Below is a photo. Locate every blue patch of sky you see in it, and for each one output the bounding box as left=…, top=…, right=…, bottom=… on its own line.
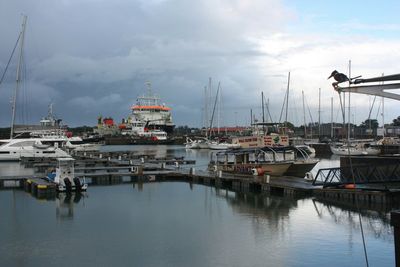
left=284, top=0, right=400, bottom=38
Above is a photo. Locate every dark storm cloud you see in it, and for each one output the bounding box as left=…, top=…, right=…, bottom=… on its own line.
left=0, top=0, right=293, bottom=127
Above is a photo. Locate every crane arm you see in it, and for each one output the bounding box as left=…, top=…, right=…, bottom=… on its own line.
left=334, top=73, right=400, bottom=101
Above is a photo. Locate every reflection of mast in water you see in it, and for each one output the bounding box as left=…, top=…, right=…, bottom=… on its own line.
left=202, top=186, right=222, bottom=219
left=56, top=193, right=84, bottom=220
left=214, top=190, right=298, bottom=239
left=312, top=199, right=392, bottom=241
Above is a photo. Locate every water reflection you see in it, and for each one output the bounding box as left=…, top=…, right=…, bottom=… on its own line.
left=0, top=183, right=395, bottom=266
left=56, top=193, right=86, bottom=220
left=312, top=199, right=393, bottom=241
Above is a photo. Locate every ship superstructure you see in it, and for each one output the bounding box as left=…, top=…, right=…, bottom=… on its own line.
left=129, top=82, right=175, bottom=133
left=14, top=103, right=67, bottom=138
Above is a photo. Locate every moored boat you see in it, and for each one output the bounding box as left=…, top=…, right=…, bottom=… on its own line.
left=47, top=158, right=88, bottom=192
left=329, top=142, right=381, bottom=156
left=208, top=142, right=241, bottom=150
left=0, top=138, right=71, bottom=161
left=209, top=146, right=318, bottom=177
left=65, top=137, right=102, bottom=151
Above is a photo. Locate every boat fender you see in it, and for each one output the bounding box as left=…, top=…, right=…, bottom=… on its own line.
left=256, top=168, right=265, bottom=176
left=251, top=168, right=264, bottom=176
left=344, top=184, right=356, bottom=189
left=304, top=172, right=314, bottom=181
left=73, top=177, right=82, bottom=192
left=64, top=178, right=72, bottom=192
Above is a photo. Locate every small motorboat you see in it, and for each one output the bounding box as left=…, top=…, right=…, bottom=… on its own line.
left=47, top=158, right=88, bottom=192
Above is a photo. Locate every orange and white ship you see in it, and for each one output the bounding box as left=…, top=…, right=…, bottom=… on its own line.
left=129, top=82, right=175, bottom=133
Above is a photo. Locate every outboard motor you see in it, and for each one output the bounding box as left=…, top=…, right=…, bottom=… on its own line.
left=73, top=177, right=82, bottom=192
left=64, top=178, right=72, bottom=192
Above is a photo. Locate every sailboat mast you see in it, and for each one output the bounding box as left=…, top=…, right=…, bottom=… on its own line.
left=261, top=91, right=265, bottom=134
left=10, top=15, right=27, bottom=139
left=382, top=97, right=385, bottom=137
left=302, top=90, right=307, bottom=138
left=250, top=109, right=253, bottom=127
left=217, top=85, right=221, bottom=135
left=209, top=82, right=220, bottom=135
left=330, top=97, right=333, bottom=139
left=381, top=73, right=385, bottom=138
left=318, top=88, right=321, bottom=137
left=285, top=72, right=290, bottom=133
left=347, top=60, right=351, bottom=140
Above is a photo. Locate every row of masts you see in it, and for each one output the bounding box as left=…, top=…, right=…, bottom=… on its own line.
left=202, top=77, right=223, bottom=138
left=252, top=68, right=388, bottom=139
left=201, top=71, right=387, bottom=139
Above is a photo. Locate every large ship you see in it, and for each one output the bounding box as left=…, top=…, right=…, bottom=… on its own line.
left=129, top=82, right=175, bottom=133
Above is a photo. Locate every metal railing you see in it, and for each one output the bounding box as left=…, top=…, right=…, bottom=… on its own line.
left=313, top=164, right=400, bottom=187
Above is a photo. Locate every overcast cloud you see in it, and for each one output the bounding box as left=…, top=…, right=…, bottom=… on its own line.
left=1, top=0, right=400, bottom=127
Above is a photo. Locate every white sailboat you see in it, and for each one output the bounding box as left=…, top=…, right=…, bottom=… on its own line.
left=330, top=142, right=380, bottom=156
left=208, top=141, right=240, bottom=150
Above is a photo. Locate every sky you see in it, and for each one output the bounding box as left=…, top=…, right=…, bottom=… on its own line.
left=0, top=0, right=400, bottom=127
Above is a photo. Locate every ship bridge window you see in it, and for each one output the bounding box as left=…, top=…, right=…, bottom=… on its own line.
left=0, top=151, right=10, bottom=154
left=42, top=151, right=56, bottom=154
left=10, top=141, right=36, bottom=147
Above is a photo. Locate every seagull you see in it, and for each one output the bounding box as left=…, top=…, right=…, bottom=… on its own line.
left=328, top=70, right=350, bottom=88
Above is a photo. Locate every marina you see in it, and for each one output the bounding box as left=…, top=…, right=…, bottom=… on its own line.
left=0, top=145, right=397, bottom=266
left=1, top=151, right=400, bottom=210
left=1, top=3, right=400, bottom=266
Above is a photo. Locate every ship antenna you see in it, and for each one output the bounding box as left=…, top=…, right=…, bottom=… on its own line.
left=48, top=103, right=53, bottom=118
left=145, top=81, right=152, bottom=97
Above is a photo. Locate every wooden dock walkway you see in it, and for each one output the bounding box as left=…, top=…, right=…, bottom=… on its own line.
left=2, top=168, right=400, bottom=207
left=3, top=153, right=400, bottom=208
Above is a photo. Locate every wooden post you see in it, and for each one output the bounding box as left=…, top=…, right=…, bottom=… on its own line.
left=391, top=210, right=400, bottom=267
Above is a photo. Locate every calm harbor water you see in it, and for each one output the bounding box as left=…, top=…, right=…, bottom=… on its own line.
left=0, top=145, right=395, bottom=266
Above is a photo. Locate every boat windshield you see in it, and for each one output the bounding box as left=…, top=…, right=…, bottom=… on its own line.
left=0, top=141, right=9, bottom=147
left=9, top=141, right=36, bottom=147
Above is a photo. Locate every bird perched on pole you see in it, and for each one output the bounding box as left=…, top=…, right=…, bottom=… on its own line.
left=328, top=70, right=350, bottom=88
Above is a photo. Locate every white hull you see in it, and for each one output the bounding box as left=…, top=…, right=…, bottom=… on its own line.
left=197, top=142, right=210, bottom=149
left=366, top=147, right=381, bottom=155
left=330, top=145, right=367, bottom=156
left=0, top=138, right=71, bottom=161
left=185, top=142, right=200, bottom=149
left=330, top=143, right=381, bottom=156
left=209, top=144, right=229, bottom=150
left=66, top=142, right=101, bottom=152
left=209, top=143, right=241, bottom=150
left=185, top=137, right=209, bottom=149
